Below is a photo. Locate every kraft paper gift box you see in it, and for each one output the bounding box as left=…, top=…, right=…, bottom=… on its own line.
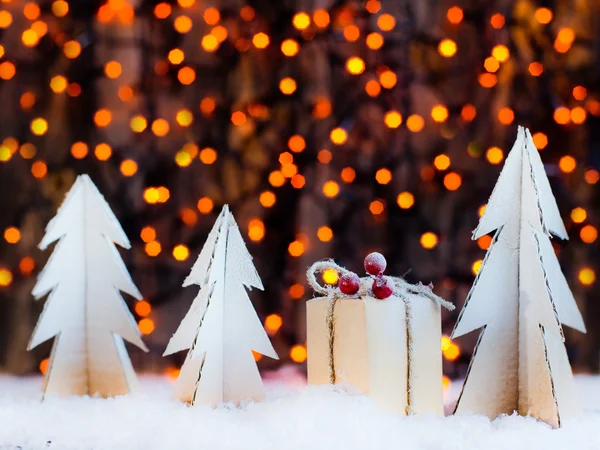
left=306, top=262, right=453, bottom=415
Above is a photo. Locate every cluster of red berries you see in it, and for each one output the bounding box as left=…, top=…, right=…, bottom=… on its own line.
left=338, top=252, right=394, bottom=299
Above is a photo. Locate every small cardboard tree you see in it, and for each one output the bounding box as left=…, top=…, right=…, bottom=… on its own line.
left=452, top=126, right=586, bottom=427
left=164, top=205, right=278, bottom=405
left=29, top=175, right=147, bottom=398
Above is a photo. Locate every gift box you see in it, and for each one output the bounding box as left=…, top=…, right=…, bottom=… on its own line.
left=306, top=259, right=453, bottom=415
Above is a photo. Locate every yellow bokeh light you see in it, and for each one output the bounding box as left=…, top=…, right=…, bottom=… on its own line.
left=420, top=232, right=439, bottom=249
left=168, top=48, right=184, bottom=65
left=279, top=77, right=297, bottom=95
left=384, top=111, right=402, bottom=128
left=292, top=12, right=310, bottom=30
left=52, top=0, right=69, bottom=17
left=330, top=127, right=348, bottom=145
left=0, top=11, right=12, bottom=28
left=486, top=147, right=504, bottom=164
left=346, top=56, right=365, bottom=75
left=571, top=207, right=587, bottom=224
left=201, top=34, right=219, bottom=52
left=22, top=29, right=39, bottom=47
left=323, top=180, right=340, bottom=198
left=0, top=268, right=13, bottom=287
left=431, top=105, right=449, bottom=123
left=63, top=40, right=81, bottom=59
left=30, top=118, right=48, bottom=136
left=176, top=109, right=193, bottom=127
left=491, top=44, right=510, bottom=62
left=281, top=39, right=299, bottom=57
left=173, top=244, right=190, bottom=261
left=50, top=75, right=68, bottom=93
left=579, top=268, right=596, bottom=286
left=322, top=268, right=339, bottom=284
left=175, top=151, right=192, bottom=167
left=438, top=39, right=457, bottom=57
left=252, top=32, right=270, bottom=49
left=472, top=259, right=483, bottom=275
left=397, top=192, right=415, bottom=209
left=130, top=115, right=147, bottom=133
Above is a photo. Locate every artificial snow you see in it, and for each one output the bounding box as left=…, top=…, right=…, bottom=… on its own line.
left=1, top=373, right=600, bottom=450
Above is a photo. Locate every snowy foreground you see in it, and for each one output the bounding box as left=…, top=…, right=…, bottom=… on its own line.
left=2, top=373, right=600, bottom=450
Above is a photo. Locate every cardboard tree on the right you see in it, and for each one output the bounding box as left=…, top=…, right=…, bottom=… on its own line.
left=452, top=126, right=586, bottom=428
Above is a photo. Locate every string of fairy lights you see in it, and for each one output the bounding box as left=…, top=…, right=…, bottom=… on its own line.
left=0, top=0, right=598, bottom=376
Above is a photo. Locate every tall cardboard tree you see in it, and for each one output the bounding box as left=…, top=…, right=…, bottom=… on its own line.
left=452, top=126, right=586, bottom=427
left=29, top=174, right=147, bottom=398
left=164, top=205, right=278, bottom=405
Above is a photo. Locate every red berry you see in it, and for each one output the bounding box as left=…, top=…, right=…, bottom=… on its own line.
left=372, top=275, right=394, bottom=299
left=364, top=252, right=387, bottom=275
left=339, top=272, right=360, bottom=295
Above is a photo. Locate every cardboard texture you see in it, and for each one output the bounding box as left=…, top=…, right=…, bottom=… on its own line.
left=28, top=175, right=148, bottom=398
left=452, top=126, right=586, bottom=427
left=164, top=205, right=278, bottom=406
left=307, top=295, right=443, bottom=415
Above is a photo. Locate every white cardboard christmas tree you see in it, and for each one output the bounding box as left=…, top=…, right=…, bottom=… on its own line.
left=29, top=174, right=148, bottom=398
left=164, top=205, right=278, bottom=406
left=452, top=126, right=586, bottom=427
